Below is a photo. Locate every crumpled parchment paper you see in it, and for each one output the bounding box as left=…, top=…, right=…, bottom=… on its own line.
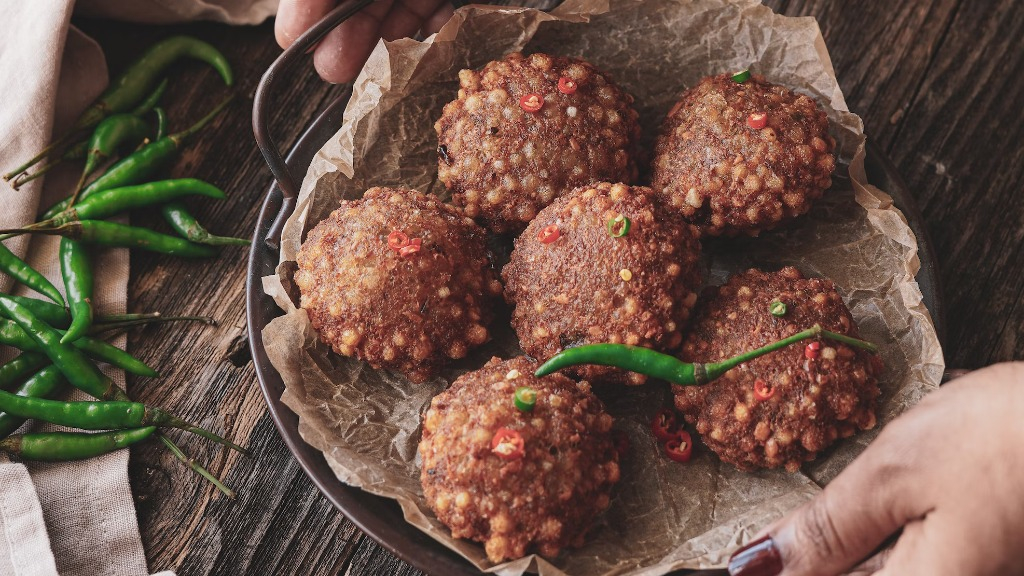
left=260, top=1, right=945, bottom=573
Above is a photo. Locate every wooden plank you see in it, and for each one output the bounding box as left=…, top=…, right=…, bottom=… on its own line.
left=342, top=536, right=425, bottom=576
left=881, top=0, right=1024, bottom=367
left=770, top=0, right=962, bottom=151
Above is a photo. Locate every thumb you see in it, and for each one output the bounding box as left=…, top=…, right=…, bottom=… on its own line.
left=728, top=427, right=927, bottom=576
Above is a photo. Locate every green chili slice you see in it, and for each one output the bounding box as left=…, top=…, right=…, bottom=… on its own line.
left=732, top=69, right=751, bottom=83
left=513, top=386, right=537, bottom=412
left=769, top=299, right=787, bottom=317
left=607, top=214, right=631, bottom=238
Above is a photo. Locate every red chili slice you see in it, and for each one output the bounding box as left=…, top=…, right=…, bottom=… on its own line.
left=804, top=341, right=821, bottom=359
left=398, top=237, right=422, bottom=258
left=538, top=224, right=560, bottom=244
left=491, top=428, right=525, bottom=460
left=753, top=378, right=775, bottom=401
left=747, top=112, right=768, bottom=129
left=519, top=93, right=544, bottom=112
left=665, top=430, right=693, bottom=463
left=387, top=230, right=409, bottom=250
left=651, top=408, right=678, bottom=442
left=557, top=76, right=577, bottom=94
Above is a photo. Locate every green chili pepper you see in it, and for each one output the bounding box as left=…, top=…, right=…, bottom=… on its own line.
left=732, top=69, right=751, bottom=83
left=0, top=365, right=67, bottom=439
left=0, top=296, right=131, bottom=400
left=40, top=96, right=233, bottom=220
left=534, top=324, right=878, bottom=384
left=513, top=386, right=537, bottom=412
left=5, top=220, right=218, bottom=259
left=0, top=295, right=247, bottom=473
left=0, top=389, right=203, bottom=432
left=69, top=113, right=154, bottom=205
left=0, top=293, right=244, bottom=454
left=162, top=202, right=250, bottom=246
left=769, top=299, right=787, bottom=317
left=0, top=319, right=158, bottom=377
left=82, top=113, right=153, bottom=178
left=0, top=389, right=245, bottom=453
left=59, top=239, right=94, bottom=344
left=1, top=297, right=210, bottom=334
left=0, top=309, right=232, bottom=494
left=70, top=335, right=159, bottom=378
left=0, top=245, right=65, bottom=306
left=0, top=353, right=49, bottom=392
left=6, top=80, right=168, bottom=189
left=4, top=297, right=68, bottom=327
left=607, top=214, right=631, bottom=237
left=130, top=78, right=169, bottom=116
left=0, top=427, right=156, bottom=461
left=38, top=179, right=228, bottom=229
left=72, top=36, right=233, bottom=133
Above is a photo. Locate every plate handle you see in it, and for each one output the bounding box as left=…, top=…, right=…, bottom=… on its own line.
left=252, top=0, right=375, bottom=249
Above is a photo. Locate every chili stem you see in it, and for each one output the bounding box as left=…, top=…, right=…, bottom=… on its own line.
left=68, top=171, right=90, bottom=208
left=166, top=416, right=249, bottom=456
left=4, top=132, right=77, bottom=184
left=158, top=434, right=235, bottom=499
left=10, top=159, right=60, bottom=187
left=89, top=314, right=218, bottom=335
left=171, top=95, right=234, bottom=146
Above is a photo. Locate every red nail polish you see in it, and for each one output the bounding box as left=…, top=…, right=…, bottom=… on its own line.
left=728, top=535, right=782, bottom=576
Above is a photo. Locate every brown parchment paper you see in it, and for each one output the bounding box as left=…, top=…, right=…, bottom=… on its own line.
left=260, top=1, right=946, bottom=573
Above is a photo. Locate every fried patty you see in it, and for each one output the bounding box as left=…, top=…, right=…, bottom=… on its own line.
left=651, top=73, right=836, bottom=236
left=674, top=267, right=881, bottom=471
left=436, top=52, right=641, bottom=233
left=295, top=187, right=503, bottom=383
left=419, top=356, right=619, bottom=563
left=503, top=182, right=702, bottom=385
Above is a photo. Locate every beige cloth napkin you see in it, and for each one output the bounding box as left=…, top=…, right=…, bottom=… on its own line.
left=0, top=0, right=272, bottom=574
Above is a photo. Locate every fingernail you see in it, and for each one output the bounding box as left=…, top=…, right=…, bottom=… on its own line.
left=728, top=535, right=782, bottom=576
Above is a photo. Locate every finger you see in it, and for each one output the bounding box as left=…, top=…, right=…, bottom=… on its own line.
left=728, top=425, right=928, bottom=576
left=275, top=0, right=337, bottom=49
left=423, top=2, right=456, bottom=35
left=379, top=0, right=451, bottom=41
left=312, top=0, right=395, bottom=83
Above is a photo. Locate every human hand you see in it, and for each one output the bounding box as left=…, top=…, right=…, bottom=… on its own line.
left=275, top=0, right=456, bottom=83
left=727, top=362, right=1024, bottom=576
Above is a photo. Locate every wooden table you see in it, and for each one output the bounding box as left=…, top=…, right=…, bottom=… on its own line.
left=73, top=0, right=1024, bottom=573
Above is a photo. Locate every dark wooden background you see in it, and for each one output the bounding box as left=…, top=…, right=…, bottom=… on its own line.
left=73, top=0, right=1023, bottom=574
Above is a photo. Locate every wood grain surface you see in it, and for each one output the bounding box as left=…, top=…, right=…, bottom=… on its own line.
left=70, top=0, right=1024, bottom=574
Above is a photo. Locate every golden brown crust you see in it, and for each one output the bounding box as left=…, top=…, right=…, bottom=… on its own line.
left=503, top=182, right=702, bottom=385
left=436, top=52, right=641, bottom=233
left=674, top=267, right=882, bottom=471
left=651, top=73, right=836, bottom=237
left=419, top=357, right=619, bottom=563
left=294, top=187, right=503, bottom=383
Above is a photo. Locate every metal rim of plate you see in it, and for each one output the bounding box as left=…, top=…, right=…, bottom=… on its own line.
left=248, top=3, right=945, bottom=574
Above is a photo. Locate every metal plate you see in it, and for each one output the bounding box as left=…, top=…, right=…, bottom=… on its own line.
left=246, top=89, right=944, bottom=576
